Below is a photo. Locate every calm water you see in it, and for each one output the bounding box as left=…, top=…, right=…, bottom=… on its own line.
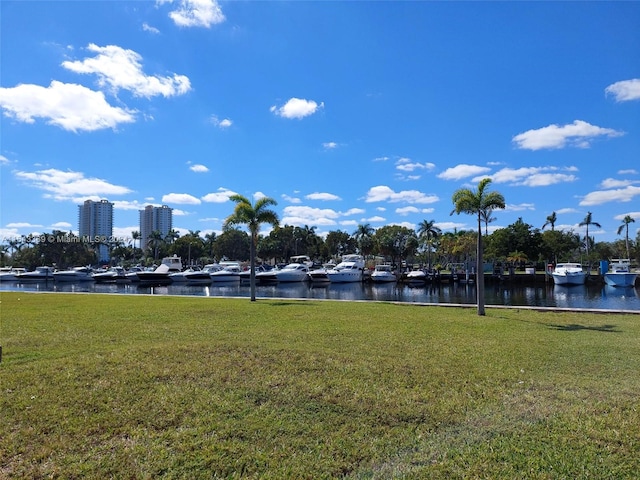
left=1, top=280, right=639, bottom=311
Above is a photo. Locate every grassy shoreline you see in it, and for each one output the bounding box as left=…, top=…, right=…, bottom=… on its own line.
left=1, top=292, right=639, bottom=478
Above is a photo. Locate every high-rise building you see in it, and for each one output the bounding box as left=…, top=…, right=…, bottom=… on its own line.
left=139, top=205, right=173, bottom=251
left=78, top=199, right=113, bottom=263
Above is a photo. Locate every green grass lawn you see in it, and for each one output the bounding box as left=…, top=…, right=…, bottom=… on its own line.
left=1, top=292, right=639, bottom=479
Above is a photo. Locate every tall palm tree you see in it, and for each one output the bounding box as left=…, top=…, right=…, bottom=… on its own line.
left=224, top=194, right=279, bottom=301
left=617, top=215, right=636, bottom=260
left=578, top=211, right=601, bottom=259
left=542, top=211, right=557, bottom=231
left=451, top=178, right=505, bottom=316
left=417, top=219, right=442, bottom=269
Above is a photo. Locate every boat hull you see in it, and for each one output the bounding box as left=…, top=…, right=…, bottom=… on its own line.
left=551, top=273, right=586, bottom=285
left=604, top=273, right=637, bottom=288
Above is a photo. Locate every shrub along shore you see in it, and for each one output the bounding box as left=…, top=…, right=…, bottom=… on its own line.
left=1, top=292, right=639, bottom=478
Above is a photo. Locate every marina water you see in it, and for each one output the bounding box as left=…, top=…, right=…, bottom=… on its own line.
left=2, top=280, right=639, bottom=312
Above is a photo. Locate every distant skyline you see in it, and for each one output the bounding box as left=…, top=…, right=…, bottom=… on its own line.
left=1, top=1, right=639, bottom=245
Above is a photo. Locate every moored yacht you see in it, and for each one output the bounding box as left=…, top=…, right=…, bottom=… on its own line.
left=16, top=266, right=55, bottom=281
left=370, top=264, right=397, bottom=283
left=326, top=254, right=365, bottom=283
left=604, top=259, right=637, bottom=288
left=551, top=263, right=586, bottom=286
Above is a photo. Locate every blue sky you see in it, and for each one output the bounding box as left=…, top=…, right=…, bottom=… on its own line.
left=1, top=0, right=639, bottom=246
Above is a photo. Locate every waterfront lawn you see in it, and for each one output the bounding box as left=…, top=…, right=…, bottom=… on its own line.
left=1, top=292, right=639, bottom=479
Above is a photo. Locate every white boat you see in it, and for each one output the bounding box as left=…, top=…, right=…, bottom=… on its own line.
left=326, top=254, right=365, bottom=283
left=551, top=262, right=586, bottom=286
left=210, top=263, right=242, bottom=283
left=370, top=264, right=397, bottom=283
left=0, top=267, right=26, bottom=282
left=258, top=263, right=310, bottom=283
left=136, top=263, right=172, bottom=285
left=53, top=266, right=95, bottom=282
left=604, top=259, right=637, bottom=288
left=92, top=266, right=128, bottom=283
left=16, top=266, right=55, bottom=281
left=183, top=268, right=213, bottom=285
left=405, top=269, right=427, bottom=284
left=239, top=264, right=272, bottom=283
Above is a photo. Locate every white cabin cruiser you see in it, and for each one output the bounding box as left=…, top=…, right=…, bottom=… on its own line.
left=551, top=263, right=586, bottom=286
left=370, top=264, right=397, bottom=283
left=326, top=254, right=365, bottom=283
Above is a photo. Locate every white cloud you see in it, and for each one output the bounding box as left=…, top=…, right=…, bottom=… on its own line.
left=166, top=0, right=225, bottom=28
left=437, top=164, right=491, bottom=181
left=364, top=185, right=439, bottom=204
left=211, top=115, right=232, bottom=128
left=600, top=178, right=638, bottom=189
left=162, top=193, right=201, bottom=205
left=0, top=81, right=135, bottom=132
left=512, top=120, right=624, bottom=150
left=51, top=221, right=73, bottom=229
left=618, top=169, right=638, bottom=175
left=479, top=166, right=578, bottom=187
left=436, top=221, right=469, bottom=231
left=281, top=206, right=339, bottom=226
left=373, top=156, right=390, bottom=162
left=504, top=203, right=535, bottom=212
left=189, top=164, right=209, bottom=173
left=605, top=78, right=640, bottom=102
left=342, top=208, right=365, bottom=216
left=556, top=208, right=577, bottom=215
left=366, top=216, right=386, bottom=223
left=270, top=98, right=324, bottom=119
left=305, top=192, right=341, bottom=201
left=111, top=200, right=148, bottom=211
left=323, top=142, right=338, bottom=149
left=62, top=44, right=191, bottom=98
left=201, top=187, right=237, bottom=203
left=0, top=155, right=9, bottom=165
left=395, top=158, right=435, bottom=173
left=6, top=222, right=42, bottom=228
left=14, top=168, right=132, bottom=200
left=395, top=206, right=419, bottom=216
left=614, top=212, right=640, bottom=221
left=281, top=194, right=302, bottom=204
left=142, top=23, right=160, bottom=34
left=580, top=186, right=640, bottom=206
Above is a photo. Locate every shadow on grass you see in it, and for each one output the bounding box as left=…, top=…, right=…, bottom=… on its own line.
left=546, top=323, right=621, bottom=333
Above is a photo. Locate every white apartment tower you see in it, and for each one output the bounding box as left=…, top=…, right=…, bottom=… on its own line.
left=78, top=199, right=114, bottom=263
left=139, top=205, right=173, bottom=252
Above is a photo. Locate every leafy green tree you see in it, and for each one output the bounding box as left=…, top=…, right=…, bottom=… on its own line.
left=373, top=225, right=418, bottom=268
left=147, top=230, right=165, bottom=261
left=224, top=195, right=279, bottom=302
left=324, top=230, right=355, bottom=260
left=353, top=223, right=375, bottom=259
left=172, top=231, right=205, bottom=266
left=617, top=215, right=636, bottom=260
left=451, top=178, right=505, bottom=316
left=480, top=208, right=497, bottom=236
left=213, top=229, right=250, bottom=263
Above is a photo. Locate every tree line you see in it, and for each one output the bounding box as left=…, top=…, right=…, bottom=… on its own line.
left=2, top=213, right=637, bottom=273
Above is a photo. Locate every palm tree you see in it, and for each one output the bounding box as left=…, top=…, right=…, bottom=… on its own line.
left=617, top=215, right=636, bottom=260
left=451, top=178, right=505, bottom=316
left=224, top=194, right=279, bottom=301
left=578, top=211, right=601, bottom=259
left=542, top=211, right=557, bottom=231
left=416, top=219, right=441, bottom=269
left=353, top=223, right=375, bottom=259
left=480, top=208, right=497, bottom=236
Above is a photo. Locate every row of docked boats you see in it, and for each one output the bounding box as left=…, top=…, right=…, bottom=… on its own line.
left=549, top=259, right=638, bottom=287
